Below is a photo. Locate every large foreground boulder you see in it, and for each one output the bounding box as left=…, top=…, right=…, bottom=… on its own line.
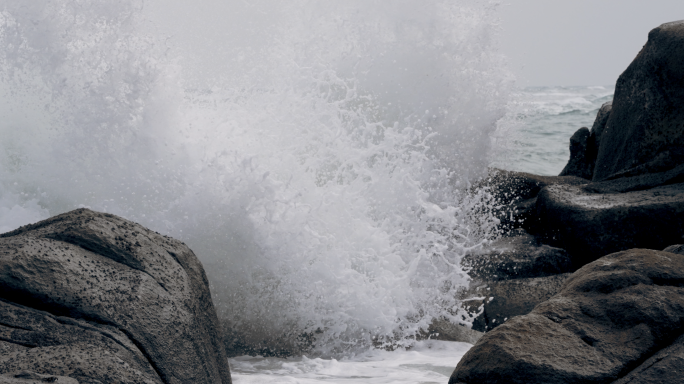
left=593, top=20, right=684, bottom=181
left=450, top=249, right=684, bottom=384
left=0, top=209, right=231, bottom=383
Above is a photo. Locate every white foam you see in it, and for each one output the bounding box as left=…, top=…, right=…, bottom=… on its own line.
left=230, top=340, right=470, bottom=384
left=0, top=0, right=512, bottom=356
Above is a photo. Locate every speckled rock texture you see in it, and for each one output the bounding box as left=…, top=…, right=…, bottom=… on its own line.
left=533, top=182, right=684, bottom=267
left=450, top=249, right=684, bottom=384
left=0, top=209, right=232, bottom=384
left=593, top=20, right=684, bottom=181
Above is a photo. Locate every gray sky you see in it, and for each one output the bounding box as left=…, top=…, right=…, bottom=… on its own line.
left=498, top=0, right=684, bottom=86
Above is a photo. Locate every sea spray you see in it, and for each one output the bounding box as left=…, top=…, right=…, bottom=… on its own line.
left=0, top=0, right=513, bottom=356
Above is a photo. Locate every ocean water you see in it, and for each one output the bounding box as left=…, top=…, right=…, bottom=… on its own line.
left=498, top=85, right=615, bottom=176
left=0, top=1, right=613, bottom=383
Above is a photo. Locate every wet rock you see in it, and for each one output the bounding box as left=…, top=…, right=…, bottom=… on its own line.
left=558, top=101, right=613, bottom=181
left=427, top=319, right=483, bottom=345
left=0, top=371, right=78, bottom=384
left=582, top=162, right=684, bottom=193
left=664, top=244, right=684, bottom=255
left=589, top=101, right=612, bottom=153
left=533, top=182, right=684, bottom=267
left=468, top=273, right=572, bottom=332
left=559, top=127, right=593, bottom=179
left=0, top=209, right=231, bottom=383
left=460, top=231, right=573, bottom=333
left=476, top=169, right=587, bottom=230
left=482, top=169, right=588, bottom=202
left=450, top=249, right=684, bottom=384
left=463, top=232, right=573, bottom=281
left=593, top=21, right=684, bottom=181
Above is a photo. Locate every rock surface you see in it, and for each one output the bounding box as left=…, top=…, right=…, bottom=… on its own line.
left=0, top=371, right=78, bottom=384
left=426, top=319, right=483, bottom=345
left=468, top=273, right=571, bottom=332
left=613, top=333, right=684, bottom=384
left=582, top=162, right=684, bottom=193
left=593, top=21, right=684, bottom=181
left=463, top=232, right=573, bottom=281
left=533, top=182, right=684, bottom=266
left=477, top=169, right=587, bottom=230
left=0, top=299, right=162, bottom=383
left=460, top=232, right=572, bottom=332
left=664, top=244, right=684, bottom=255
left=0, top=209, right=231, bottom=384
left=559, top=127, right=593, bottom=179
left=558, top=101, right=612, bottom=180
left=450, top=249, right=684, bottom=384
left=589, top=101, right=612, bottom=155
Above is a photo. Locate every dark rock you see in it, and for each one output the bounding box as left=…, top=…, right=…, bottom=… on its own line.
left=583, top=162, right=684, bottom=193
left=0, top=209, right=231, bottom=384
left=533, top=182, right=684, bottom=267
left=613, top=333, right=684, bottom=384
left=558, top=101, right=613, bottom=181
left=463, top=232, right=573, bottom=281
left=0, top=299, right=161, bottom=383
left=450, top=249, right=684, bottom=384
left=559, top=127, right=593, bottom=179
left=426, top=319, right=483, bottom=344
left=589, top=101, right=612, bottom=153
left=468, top=273, right=572, bottom=332
left=476, top=169, right=587, bottom=230
left=460, top=231, right=574, bottom=333
left=481, top=169, right=588, bottom=202
left=0, top=371, right=77, bottom=384
left=664, top=244, right=684, bottom=254
left=593, top=21, right=684, bottom=181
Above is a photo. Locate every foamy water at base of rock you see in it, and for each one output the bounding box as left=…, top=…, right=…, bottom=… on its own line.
left=229, top=341, right=471, bottom=384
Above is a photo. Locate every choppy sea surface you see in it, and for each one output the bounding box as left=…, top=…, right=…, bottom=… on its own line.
left=497, top=85, right=615, bottom=176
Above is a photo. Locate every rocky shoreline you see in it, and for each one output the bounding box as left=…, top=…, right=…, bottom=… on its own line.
left=0, top=17, right=682, bottom=384
left=450, top=19, right=684, bottom=383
